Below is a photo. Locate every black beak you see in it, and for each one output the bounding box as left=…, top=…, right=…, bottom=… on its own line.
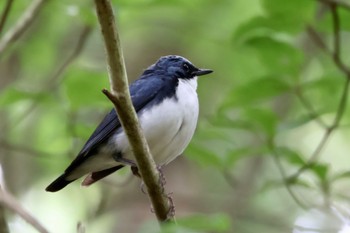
left=192, top=68, right=213, bottom=76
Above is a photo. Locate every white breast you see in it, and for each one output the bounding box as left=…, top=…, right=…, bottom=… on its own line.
left=116, top=77, right=199, bottom=165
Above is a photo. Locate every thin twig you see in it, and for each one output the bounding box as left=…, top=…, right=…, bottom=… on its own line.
left=290, top=127, right=333, bottom=180
left=0, top=140, right=56, bottom=159
left=0, top=188, right=49, bottom=233
left=306, top=26, right=331, bottom=54
left=329, top=3, right=350, bottom=75
left=46, top=25, right=92, bottom=89
left=0, top=0, right=14, bottom=35
left=290, top=1, right=350, bottom=180
left=318, top=0, right=350, bottom=11
left=0, top=0, right=47, bottom=55
left=94, top=0, right=173, bottom=223
left=269, top=142, right=308, bottom=210
left=328, top=2, right=350, bottom=74
left=294, top=85, right=328, bottom=129
left=0, top=25, right=92, bottom=133
left=77, top=222, right=85, bottom=233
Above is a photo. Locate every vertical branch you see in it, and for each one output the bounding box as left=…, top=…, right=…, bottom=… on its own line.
left=93, top=0, right=173, bottom=223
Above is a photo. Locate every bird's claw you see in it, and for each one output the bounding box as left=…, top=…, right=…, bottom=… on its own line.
left=131, top=166, right=141, bottom=178
left=157, top=165, right=166, bottom=189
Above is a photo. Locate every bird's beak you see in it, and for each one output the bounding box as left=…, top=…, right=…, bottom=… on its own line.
left=192, top=68, right=213, bottom=76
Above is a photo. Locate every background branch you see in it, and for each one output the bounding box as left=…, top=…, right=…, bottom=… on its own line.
left=0, top=197, right=9, bottom=233
left=288, top=1, right=350, bottom=181
left=0, top=24, right=92, bottom=134
left=0, top=0, right=14, bottom=35
left=94, top=0, right=173, bottom=223
left=0, top=188, right=49, bottom=233
left=0, top=0, right=47, bottom=55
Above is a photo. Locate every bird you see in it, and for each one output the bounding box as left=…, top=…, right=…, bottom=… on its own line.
left=46, top=55, right=213, bottom=192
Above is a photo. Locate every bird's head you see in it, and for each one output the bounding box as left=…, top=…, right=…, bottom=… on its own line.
left=146, top=55, right=213, bottom=79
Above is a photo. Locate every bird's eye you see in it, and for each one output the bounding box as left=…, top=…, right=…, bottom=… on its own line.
left=183, top=63, right=190, bottom=72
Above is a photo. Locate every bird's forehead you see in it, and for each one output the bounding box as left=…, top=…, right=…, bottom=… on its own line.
left=158, top=55, right=192, bottom=66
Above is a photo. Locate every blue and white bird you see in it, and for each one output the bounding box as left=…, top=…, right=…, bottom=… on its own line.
left=46, top=55, right=213, bottom=192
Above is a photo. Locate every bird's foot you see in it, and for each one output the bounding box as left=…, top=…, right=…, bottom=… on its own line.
left=157, top=165, right=166, bottom=188
left=130, top=166, right=148, bottom=194
left=140, top=181, right=148, bottom=194
left=112, top=154, right=142, bottom=179
left=166, top=192, right=176, bottom=218
left=149, top=192, right=176, bottom=219
left=137, top=166, right=166, bottom=195
left=131, top=166, right=141, bottom=178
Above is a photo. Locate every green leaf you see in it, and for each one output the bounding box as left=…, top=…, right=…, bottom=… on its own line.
left=216, top=107, right=278, bottom=137
left=186, top=143, right=222, bottom=168
left=225, top=146, right=268, bottom=167
left=275, top=147, right=305, bottom=166
left=262, top=0, right=315, bottom=33
left=304, top=75, right=345, bottom=106
left=209, top=113, right=255, bottom=131
left=243, top=107, right=278, bottom=136
left=63, top=67, right=110, bottom=110
left=280, top=114, right=321, bottom=131
left=245, top=36, right=303, bottom=74
left=221, top=76, right=290, bottom=109
left=310, top=163, right=329, bottom=182
left=316, top=7, right=350, bottom=33
left=0, top=87, right=51, bottom=107
left=261, top=178, right=312, bottom=192
left=305, top=75, right=344, bottom=94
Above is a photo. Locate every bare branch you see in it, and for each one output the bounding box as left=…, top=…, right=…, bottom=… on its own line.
left=94, top=0, right=174, bottom=223
left=0, top=188, right=49, bottom=233
left=0, top=0, right=14, bottom=35
left=0, top=0, right=47, bottom=55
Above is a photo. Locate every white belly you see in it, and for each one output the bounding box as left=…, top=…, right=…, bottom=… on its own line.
left=115, top=77, right=199, bottom=165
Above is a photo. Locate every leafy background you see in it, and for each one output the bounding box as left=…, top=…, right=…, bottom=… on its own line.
left=1, top=0, right=350, bottom=232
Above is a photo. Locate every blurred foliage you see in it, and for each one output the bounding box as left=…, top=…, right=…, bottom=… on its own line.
left=1, top=0, right=350, bottom=232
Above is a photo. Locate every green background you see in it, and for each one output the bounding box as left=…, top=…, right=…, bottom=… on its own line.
left=1, top=0, right=350, bottom=232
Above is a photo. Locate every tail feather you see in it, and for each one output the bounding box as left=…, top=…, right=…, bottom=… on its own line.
left=45, top=174, right=75, bottom=192
left=46, top=165, right=125, bottom=192
left=82, top=165, right=124, bottom=186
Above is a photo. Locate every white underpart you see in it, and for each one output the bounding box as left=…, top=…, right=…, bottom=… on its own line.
left=68, top=77, right=199, bottom=179
left=119, top=77, right=199, bottom=165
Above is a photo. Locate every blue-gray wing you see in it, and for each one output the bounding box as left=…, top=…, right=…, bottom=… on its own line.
left=75, top=75, right=174, bottom=158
